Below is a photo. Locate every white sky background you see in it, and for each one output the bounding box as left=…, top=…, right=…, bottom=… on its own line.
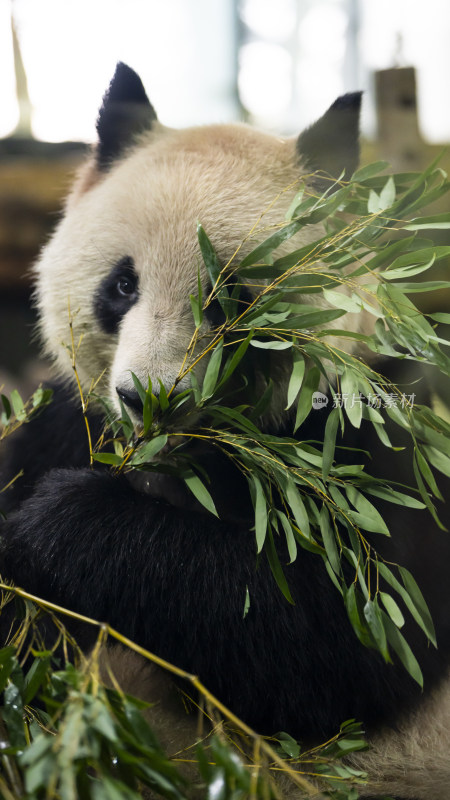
left=0, top=0, right=238, bottom=140
left=0, top=0, right=449, bottom=143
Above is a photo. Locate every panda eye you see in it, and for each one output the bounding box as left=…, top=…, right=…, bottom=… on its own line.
left=94, top=256, right=139, bottom=334
left=117, top=275, right=137, bottom=297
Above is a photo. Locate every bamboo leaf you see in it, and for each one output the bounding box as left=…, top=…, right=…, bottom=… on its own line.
left=294, top=366, right=320, bottom=431
left=190, top=294, right=203, bottom=328
left=183, top=471, right=219, bottom=517
left=250, top=339, right=292, bottom=350
left=398, top=566, right=437, bottom=647
left=250, top=474, right=268, bottom=553
left=197, top=223, right=221, bottom=284
left=10, top=389, right=26, bottom=421
left=265, top=529, right=294, bottom=604
left=379, top=176, right=396, bottom=209
left=377, top=562, right=437, bottom=647
left=276, top=510, right=298, bottom=564
left=379, top=592, right=405, bottom=628
left=285, top=351, right=305, bottom=410
left=131, top=435, right=168, bottom=465
left=322, top=289, right=362, bottom=314
left=202, top=338, right=224, bottom=399
left=322, top=407, right=339, bottom=479
left=218, top=331, right=254, bottom=386
left=404, top=212, right=450, bottom=230
left=92, top=453, right=124, bottom=466
left=319, top=506, right=341, bottom=574
left=382, top=611, right=423, bottom=688
left=344, top=584, right=373, bottom=648
left=364, top=598, right=389, bottom=661
left=285, top=481, right=311, bottom=540
left=352, top=161, right=390, bottom=182
left=157, top=379, right=169, bottom=412
left=346, top=486, right=390, bottom=535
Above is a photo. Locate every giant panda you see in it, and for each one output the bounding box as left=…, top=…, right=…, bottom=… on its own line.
left=1, top=63, right=450, bottom=800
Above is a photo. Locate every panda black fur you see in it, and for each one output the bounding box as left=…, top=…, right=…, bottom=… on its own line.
left=1, top=64, right=450, bottom=800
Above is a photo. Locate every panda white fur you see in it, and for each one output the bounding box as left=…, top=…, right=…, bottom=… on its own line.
left=1, top=63, right=450, bottom=800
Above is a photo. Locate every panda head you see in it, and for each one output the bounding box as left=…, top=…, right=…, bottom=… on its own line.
left=34, top=63, right=362, bottom=427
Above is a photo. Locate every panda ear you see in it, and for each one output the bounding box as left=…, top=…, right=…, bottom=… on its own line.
left=96, top=62, right=157, bottom=170
left=297, top=92, right=362, bottom=186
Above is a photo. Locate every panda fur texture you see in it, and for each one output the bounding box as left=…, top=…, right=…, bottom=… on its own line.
left=1, top=64, right=450, bottom=800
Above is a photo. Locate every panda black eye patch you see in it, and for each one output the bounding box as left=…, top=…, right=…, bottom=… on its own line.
left=94, top=257, right=139, bottom=334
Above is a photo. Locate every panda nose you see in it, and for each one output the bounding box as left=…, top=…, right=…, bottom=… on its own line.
left=116, top=387, right=144, bottom=415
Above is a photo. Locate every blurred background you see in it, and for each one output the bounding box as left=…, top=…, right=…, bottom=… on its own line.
left=0, top=0, right=449, bottom=394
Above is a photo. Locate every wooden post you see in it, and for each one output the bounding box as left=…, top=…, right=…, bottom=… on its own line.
left=375, top=66, right=424, bottom=171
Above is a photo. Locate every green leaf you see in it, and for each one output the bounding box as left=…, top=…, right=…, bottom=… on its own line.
left=239, top=218, right=307, bottom=268
left=285, top=184, right=305, bottom=220
left=319, top=506, right=341, bottom=574
left=344, top=584, right=372, bottom=648
left=341, top=370, right=362, bottom=428
left=294, top=366, right=320, bottom=431
left=202, top=337, right=224, bottom=399
left=241, top=292, right=284, bottom=324
left=275, top=308, right=346, bottom=329
left=364, top=485, right=425, bottom=509
left=265, top=529, right=294, bottom=604
left=368, top=189, right=382, bottom=214
left=415, top=448, right=443, bottom=500
left=379, top=175, right=396, bottom=209
left=3, top=682, right=26, bottom=748
left=10, top=389, right=26, bottom=421
left=429, top=312, right=450, bottom=324
left=285, top=481, right=311, bottom=540
left=395, top=280, right=450, bottom=293
left=131, top=435, right=169, bottom=465
left=276, top=510, right=297, bottom=564
left=276, top=732, right=301, bottom=758
left=190, top=294, right=203, bottom=328
left=322, top=289, right=362, bottom=314
left=250, top=339, right=292, bottom=350
left=322, top=407, right=339, bottom=479
left=32, top=387, right=53, bottom=409
left=157, top=379, right=169, bottom=411
left=352, top=161, right=390, bottom=182
left=243, top=586, right=250, bottom=618
left=250, top=475, right=267, bottom=553
left=1, top=393, right=11, bottom=420
left=92, top=453, right=124, bottom=466
left=377, top=562, right=437, bottom=647
left=130, top=373, right=146, bottom=405
left=422, top=445, right=450, bottom=477
left=183, top=471, right=218, bottom=517
left=197, top=223, right=221, bottom=285
left=382, top=611, right=423, bottom=687
left=399, top=566, right=437, bottom=646
left=218, top=331, right=253, bottom=387
left=380, top=591, right=405, bottom=628
left=0, top=646, right=18, bottom=694
left=24, top=654, right=51, bottom=704
left=413, top=453, right=445, bottom=530
left=142, top=379, right=154, bottom=435
left=346, top=486, right=390, bottom=535
left=404, top=212, right=450, bottom=230
left=285, top=350, right=305, bottom=410
left=346, top=510, right=389, bottom=535
left=363, top=598, right=389, bottom=661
